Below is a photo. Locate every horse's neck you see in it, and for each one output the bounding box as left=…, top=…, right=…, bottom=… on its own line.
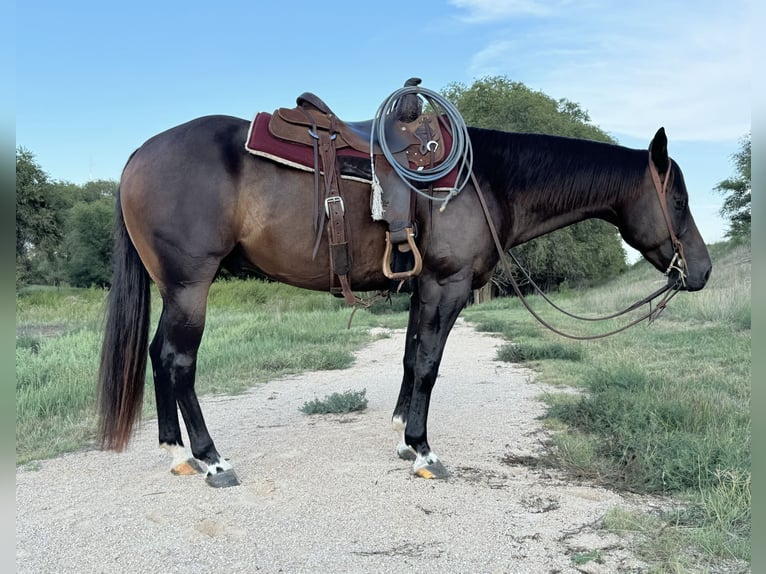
left=504, top=163, right=628, bottom=246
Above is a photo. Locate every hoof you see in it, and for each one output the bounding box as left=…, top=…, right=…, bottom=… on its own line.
left=396, top=444, right=417, bottom=461
left=413, top=459, right=449, bottom=480
left=171, top=459, right=203, bottom=476
left=205, top=469, right=240, bottom=488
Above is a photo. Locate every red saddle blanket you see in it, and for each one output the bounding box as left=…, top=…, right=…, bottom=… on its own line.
left=245, top=112, right=367, bottom=176
left=245, top=112, right=457, bottom=188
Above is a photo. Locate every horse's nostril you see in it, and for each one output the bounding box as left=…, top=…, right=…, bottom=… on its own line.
left=704, top=267, right=711, bottom=283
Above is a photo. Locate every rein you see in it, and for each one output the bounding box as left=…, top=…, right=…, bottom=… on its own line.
left=470, top=164, right=686, bottom=340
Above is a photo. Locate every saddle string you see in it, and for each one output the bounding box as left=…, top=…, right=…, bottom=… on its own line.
left=469, top=171, right=683, bottom=340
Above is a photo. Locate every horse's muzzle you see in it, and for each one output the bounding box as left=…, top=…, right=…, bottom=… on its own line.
left=669, top=263, right=711, bottom=292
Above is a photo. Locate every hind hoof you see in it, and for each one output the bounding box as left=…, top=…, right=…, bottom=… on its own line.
left=171, top=459, right=203, bottom=476
left=396, top=444, right=417, bottom=461
left=205, top=469, right=240, bottom=488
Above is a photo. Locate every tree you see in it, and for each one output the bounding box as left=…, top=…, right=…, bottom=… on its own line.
left=64, top=198, right=115, bottom=287
left=15, top=148, right=68, bottom=284
left=715, top=133, right=750, bottom=242
left=16, top=147, right=119, bottom=287
left=442, top=76, right=627, bottom=295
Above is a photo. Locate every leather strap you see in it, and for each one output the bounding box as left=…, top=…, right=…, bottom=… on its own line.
left=647, top=153, right=688, bottom=284
left=312, top=115, right=355, bottom=305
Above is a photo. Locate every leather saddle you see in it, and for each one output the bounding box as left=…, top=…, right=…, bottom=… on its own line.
left=269, top=93, right=445, bottom=168
left=264, top=79, right=444, bottom=302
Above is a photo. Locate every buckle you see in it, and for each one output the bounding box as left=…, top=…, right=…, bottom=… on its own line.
left=325, top=196, right=344, bottom=217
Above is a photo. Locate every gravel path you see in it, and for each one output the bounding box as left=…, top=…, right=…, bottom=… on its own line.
left=16, top=319, right=650, bottom=573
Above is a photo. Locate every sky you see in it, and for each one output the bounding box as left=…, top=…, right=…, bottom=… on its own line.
left=16, top=0, right=751, bottom=253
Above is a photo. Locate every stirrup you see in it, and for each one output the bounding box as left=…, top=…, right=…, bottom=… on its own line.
left=382, top=230, right=422, bottom=280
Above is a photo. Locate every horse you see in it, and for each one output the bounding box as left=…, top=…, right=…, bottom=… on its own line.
left=97, top=115, right=712, bottom=487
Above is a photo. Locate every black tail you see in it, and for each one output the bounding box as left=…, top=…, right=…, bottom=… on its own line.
left=97, top=189, right=151, bottom=451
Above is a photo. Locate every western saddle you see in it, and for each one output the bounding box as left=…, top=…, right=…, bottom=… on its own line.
left=267, top=78, right=447, bottom=303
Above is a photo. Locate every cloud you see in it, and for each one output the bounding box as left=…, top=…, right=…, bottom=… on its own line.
left=449, top=0, right=554, bottom=21
left=456, top=2, right=751, bottom=142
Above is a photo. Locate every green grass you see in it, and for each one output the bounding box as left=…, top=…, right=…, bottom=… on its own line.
left=462, top=241, right=751, bottom=571
left=15, top=242, right=750, bottom=571
left=300, top=389, right=369, bottom=415
left=15, top=281, right=407, bottom=464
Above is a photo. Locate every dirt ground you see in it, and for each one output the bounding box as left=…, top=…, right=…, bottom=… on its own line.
left=16, top=319, right=657, bottom=573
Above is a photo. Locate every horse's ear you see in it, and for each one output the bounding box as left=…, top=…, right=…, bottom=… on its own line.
left=649, top=127, right=669, bottom=174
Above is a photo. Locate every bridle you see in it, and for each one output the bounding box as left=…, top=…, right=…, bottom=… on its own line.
left=470, top=154, right=689, bottom=340
left=647, top=153, right=689, bottom=287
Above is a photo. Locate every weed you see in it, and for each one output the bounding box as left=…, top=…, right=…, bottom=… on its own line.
left=571, top=550, right=603, bottom=565
left=300, top=389, right=368, bottom=415
left=497, top=341, right=584, bottom=363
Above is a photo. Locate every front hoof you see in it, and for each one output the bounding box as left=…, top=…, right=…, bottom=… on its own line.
left=205, top=469, right=240, bottom=488
left=171, top=459, right=203, bottom=476
left=412, top=455, right=449, bottom=480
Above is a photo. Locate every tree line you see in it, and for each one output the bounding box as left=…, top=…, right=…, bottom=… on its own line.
left=16, top=149, right=116, bottom=287
left=15, top=76, right=750, bottom=292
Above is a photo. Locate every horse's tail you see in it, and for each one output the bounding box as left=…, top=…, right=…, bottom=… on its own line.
left=97, top=187, right=151, bottom=451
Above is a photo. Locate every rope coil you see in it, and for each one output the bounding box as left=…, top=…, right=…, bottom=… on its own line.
left=370, top=85, right=474, bottom=210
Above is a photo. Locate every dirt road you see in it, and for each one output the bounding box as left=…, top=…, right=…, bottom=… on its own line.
left=16, top=320, right=649, bottom=573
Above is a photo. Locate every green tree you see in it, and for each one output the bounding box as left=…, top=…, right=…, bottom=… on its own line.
left=16, top=147, right=119, bottom=287
left=715, top=133, right=750, bottom=242
left=15, top=148, right=69, bottom=284
left=442, top=76, right=626, bottom=294
left=64, top=198, right=115, bottom=287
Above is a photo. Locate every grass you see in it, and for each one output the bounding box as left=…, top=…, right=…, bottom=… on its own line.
left=462, top=240, right=751, bottom=571
left=15, top=281, right=407, bottom=464
left=15, top=242, right=750, bottom=571
left=300, top=389, right=369, bottom=415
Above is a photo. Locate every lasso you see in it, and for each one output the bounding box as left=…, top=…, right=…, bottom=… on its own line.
left=369, top=85, right=473, bottom=213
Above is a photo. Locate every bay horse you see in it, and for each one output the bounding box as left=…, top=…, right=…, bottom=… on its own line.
left=97, top=116, right=711, bottom=486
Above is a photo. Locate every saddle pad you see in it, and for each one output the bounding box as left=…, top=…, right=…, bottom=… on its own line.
left=245, top=112, right=458, bottom=189
left=245, top=112, right=368, bottom=177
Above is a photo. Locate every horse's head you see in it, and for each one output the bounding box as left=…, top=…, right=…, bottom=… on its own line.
left=620, top=128, right=712, bottom=291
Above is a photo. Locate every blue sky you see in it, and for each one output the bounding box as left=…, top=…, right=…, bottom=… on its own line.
left=16, top=0, right=751, bottom=249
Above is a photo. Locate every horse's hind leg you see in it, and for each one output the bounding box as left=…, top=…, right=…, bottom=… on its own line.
left=149, top=283, right=239, bottom=488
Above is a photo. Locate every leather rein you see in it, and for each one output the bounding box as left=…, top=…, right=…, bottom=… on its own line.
left=470, top=154, right=689, bottom=340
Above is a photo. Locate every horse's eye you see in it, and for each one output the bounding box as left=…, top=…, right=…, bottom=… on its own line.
left=674, top=196, right=687, bottom=210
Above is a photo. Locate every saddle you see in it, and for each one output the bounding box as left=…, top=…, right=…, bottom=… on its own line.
left=265, top=78, right=446, bottom=302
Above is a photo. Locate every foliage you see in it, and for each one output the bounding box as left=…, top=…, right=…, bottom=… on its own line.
left=497, top=341, right=584, bottom=362
left=300, top=389, right=368, bottom=415
left=15, top=281, right=406, bottom=464
left=63, top=198, right=115, bottom=287
left=462, top=240, right=750, bottom=567
left=715, top=132, right=750, bottom=242
left=15, top=146, right=118, bottom=287
left=442, top=77, right=627, bottom=293
left=441, top=76, right=614, bottom=141
left=15, top=148, right=68, bottom=284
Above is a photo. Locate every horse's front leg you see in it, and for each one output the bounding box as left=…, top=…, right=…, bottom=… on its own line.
left=392, top=285, right=420, bottom=462
left=396, top=273, right=471, bottom=479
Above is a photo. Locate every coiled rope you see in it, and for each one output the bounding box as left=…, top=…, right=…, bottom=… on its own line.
left=370, top=85, right=474, bottom=211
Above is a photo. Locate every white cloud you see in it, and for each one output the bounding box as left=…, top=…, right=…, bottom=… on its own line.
left=449, top=0, right=554, bottom=21
left=457, top=2, right=751, bottom=142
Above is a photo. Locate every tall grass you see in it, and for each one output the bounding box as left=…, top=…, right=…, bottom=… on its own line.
left=462, top=241, right=751, bottom=570
left=16, top=281, right=407, bottom=464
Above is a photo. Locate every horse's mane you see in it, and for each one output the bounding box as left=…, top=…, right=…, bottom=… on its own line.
left=468, top=127, right=649, bottom=213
